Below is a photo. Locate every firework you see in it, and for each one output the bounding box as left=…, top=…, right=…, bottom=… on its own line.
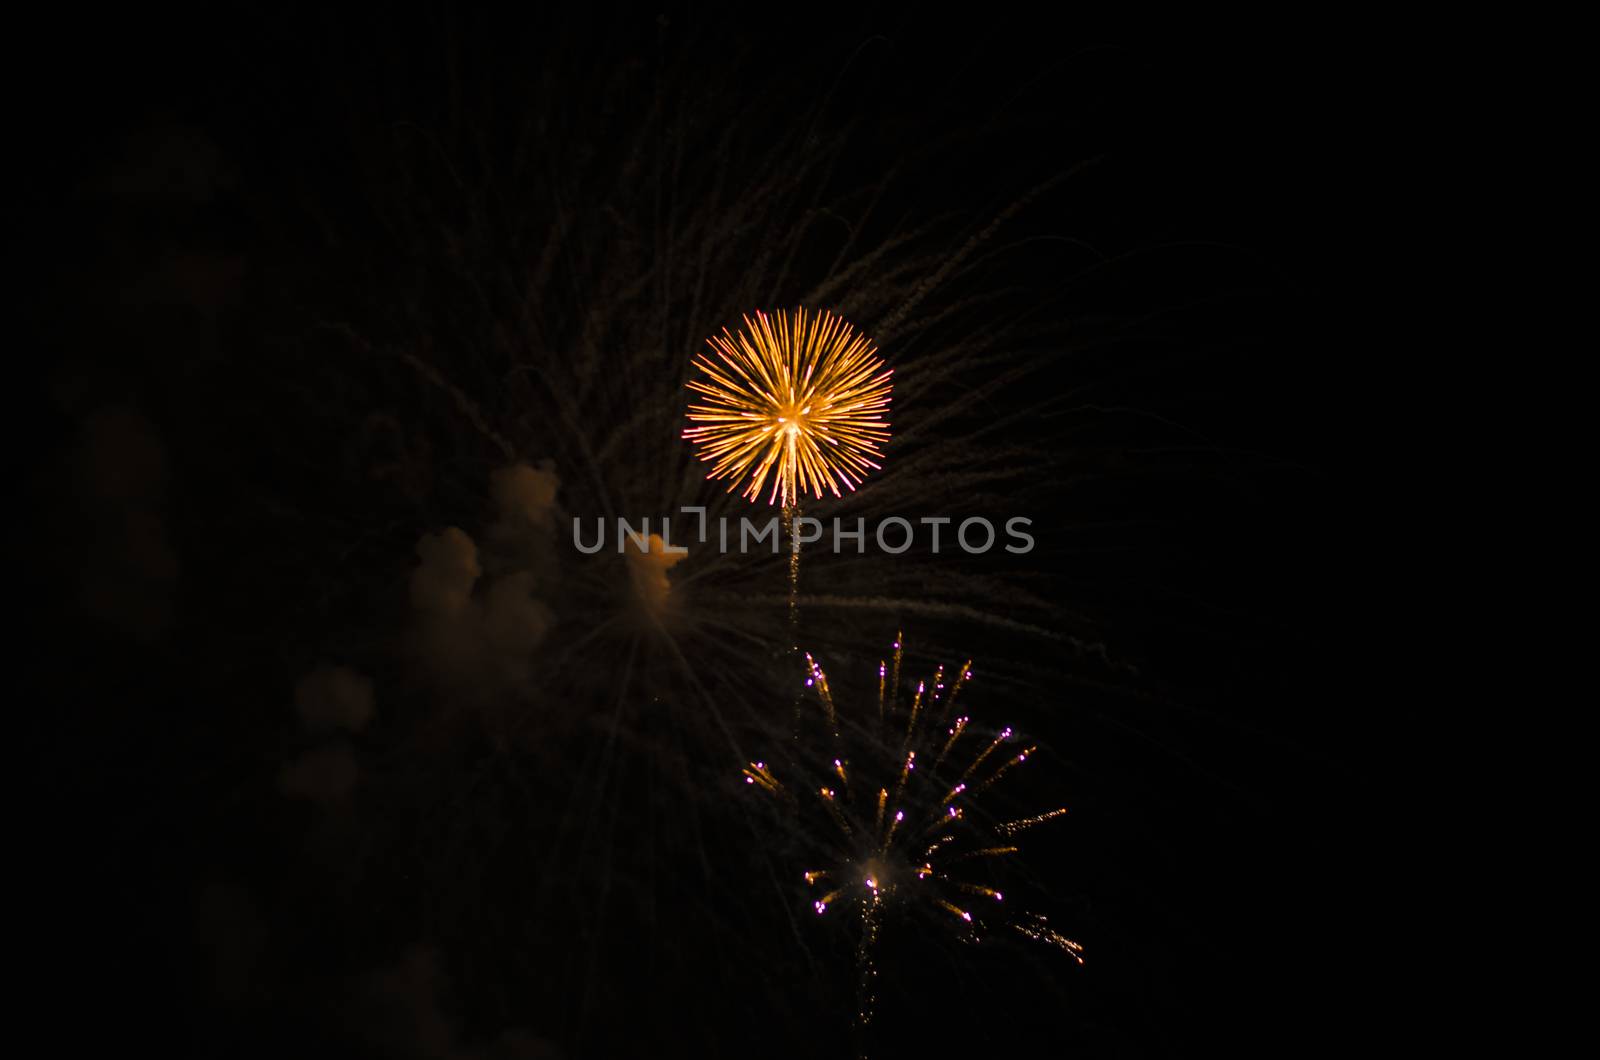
left=742, top=634, right=1081, bottom=1047
left=205, top=29, right=1147, bottom=1055
left=684, top=308, right=893, bottom=509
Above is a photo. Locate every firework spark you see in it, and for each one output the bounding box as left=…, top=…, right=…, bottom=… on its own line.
left=684, top=308, right=893, bottom=508
left=742, top=634, right=1080, bottom=1047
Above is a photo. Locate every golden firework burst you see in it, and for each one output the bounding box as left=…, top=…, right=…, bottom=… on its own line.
left=683, top=308, right=893, bottom=507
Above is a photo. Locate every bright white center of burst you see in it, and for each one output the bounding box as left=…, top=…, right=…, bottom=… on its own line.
left=775, top=403, right=813, bottom=438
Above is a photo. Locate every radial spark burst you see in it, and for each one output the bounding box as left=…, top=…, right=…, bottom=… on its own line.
left=684, top=308, right=893, bottom=507
left=742, top=634, right=1081, bottom=1042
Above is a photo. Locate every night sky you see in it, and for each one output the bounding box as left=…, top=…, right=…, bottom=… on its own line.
left=22, top=9, right=1382, bottom=1058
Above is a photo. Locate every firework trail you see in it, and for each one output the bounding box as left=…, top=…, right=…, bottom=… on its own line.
left=684, top=305, right=892, bottom=663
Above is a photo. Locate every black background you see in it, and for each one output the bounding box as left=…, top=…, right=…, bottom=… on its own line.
left=21, top=7, right=1389, bottom=1058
